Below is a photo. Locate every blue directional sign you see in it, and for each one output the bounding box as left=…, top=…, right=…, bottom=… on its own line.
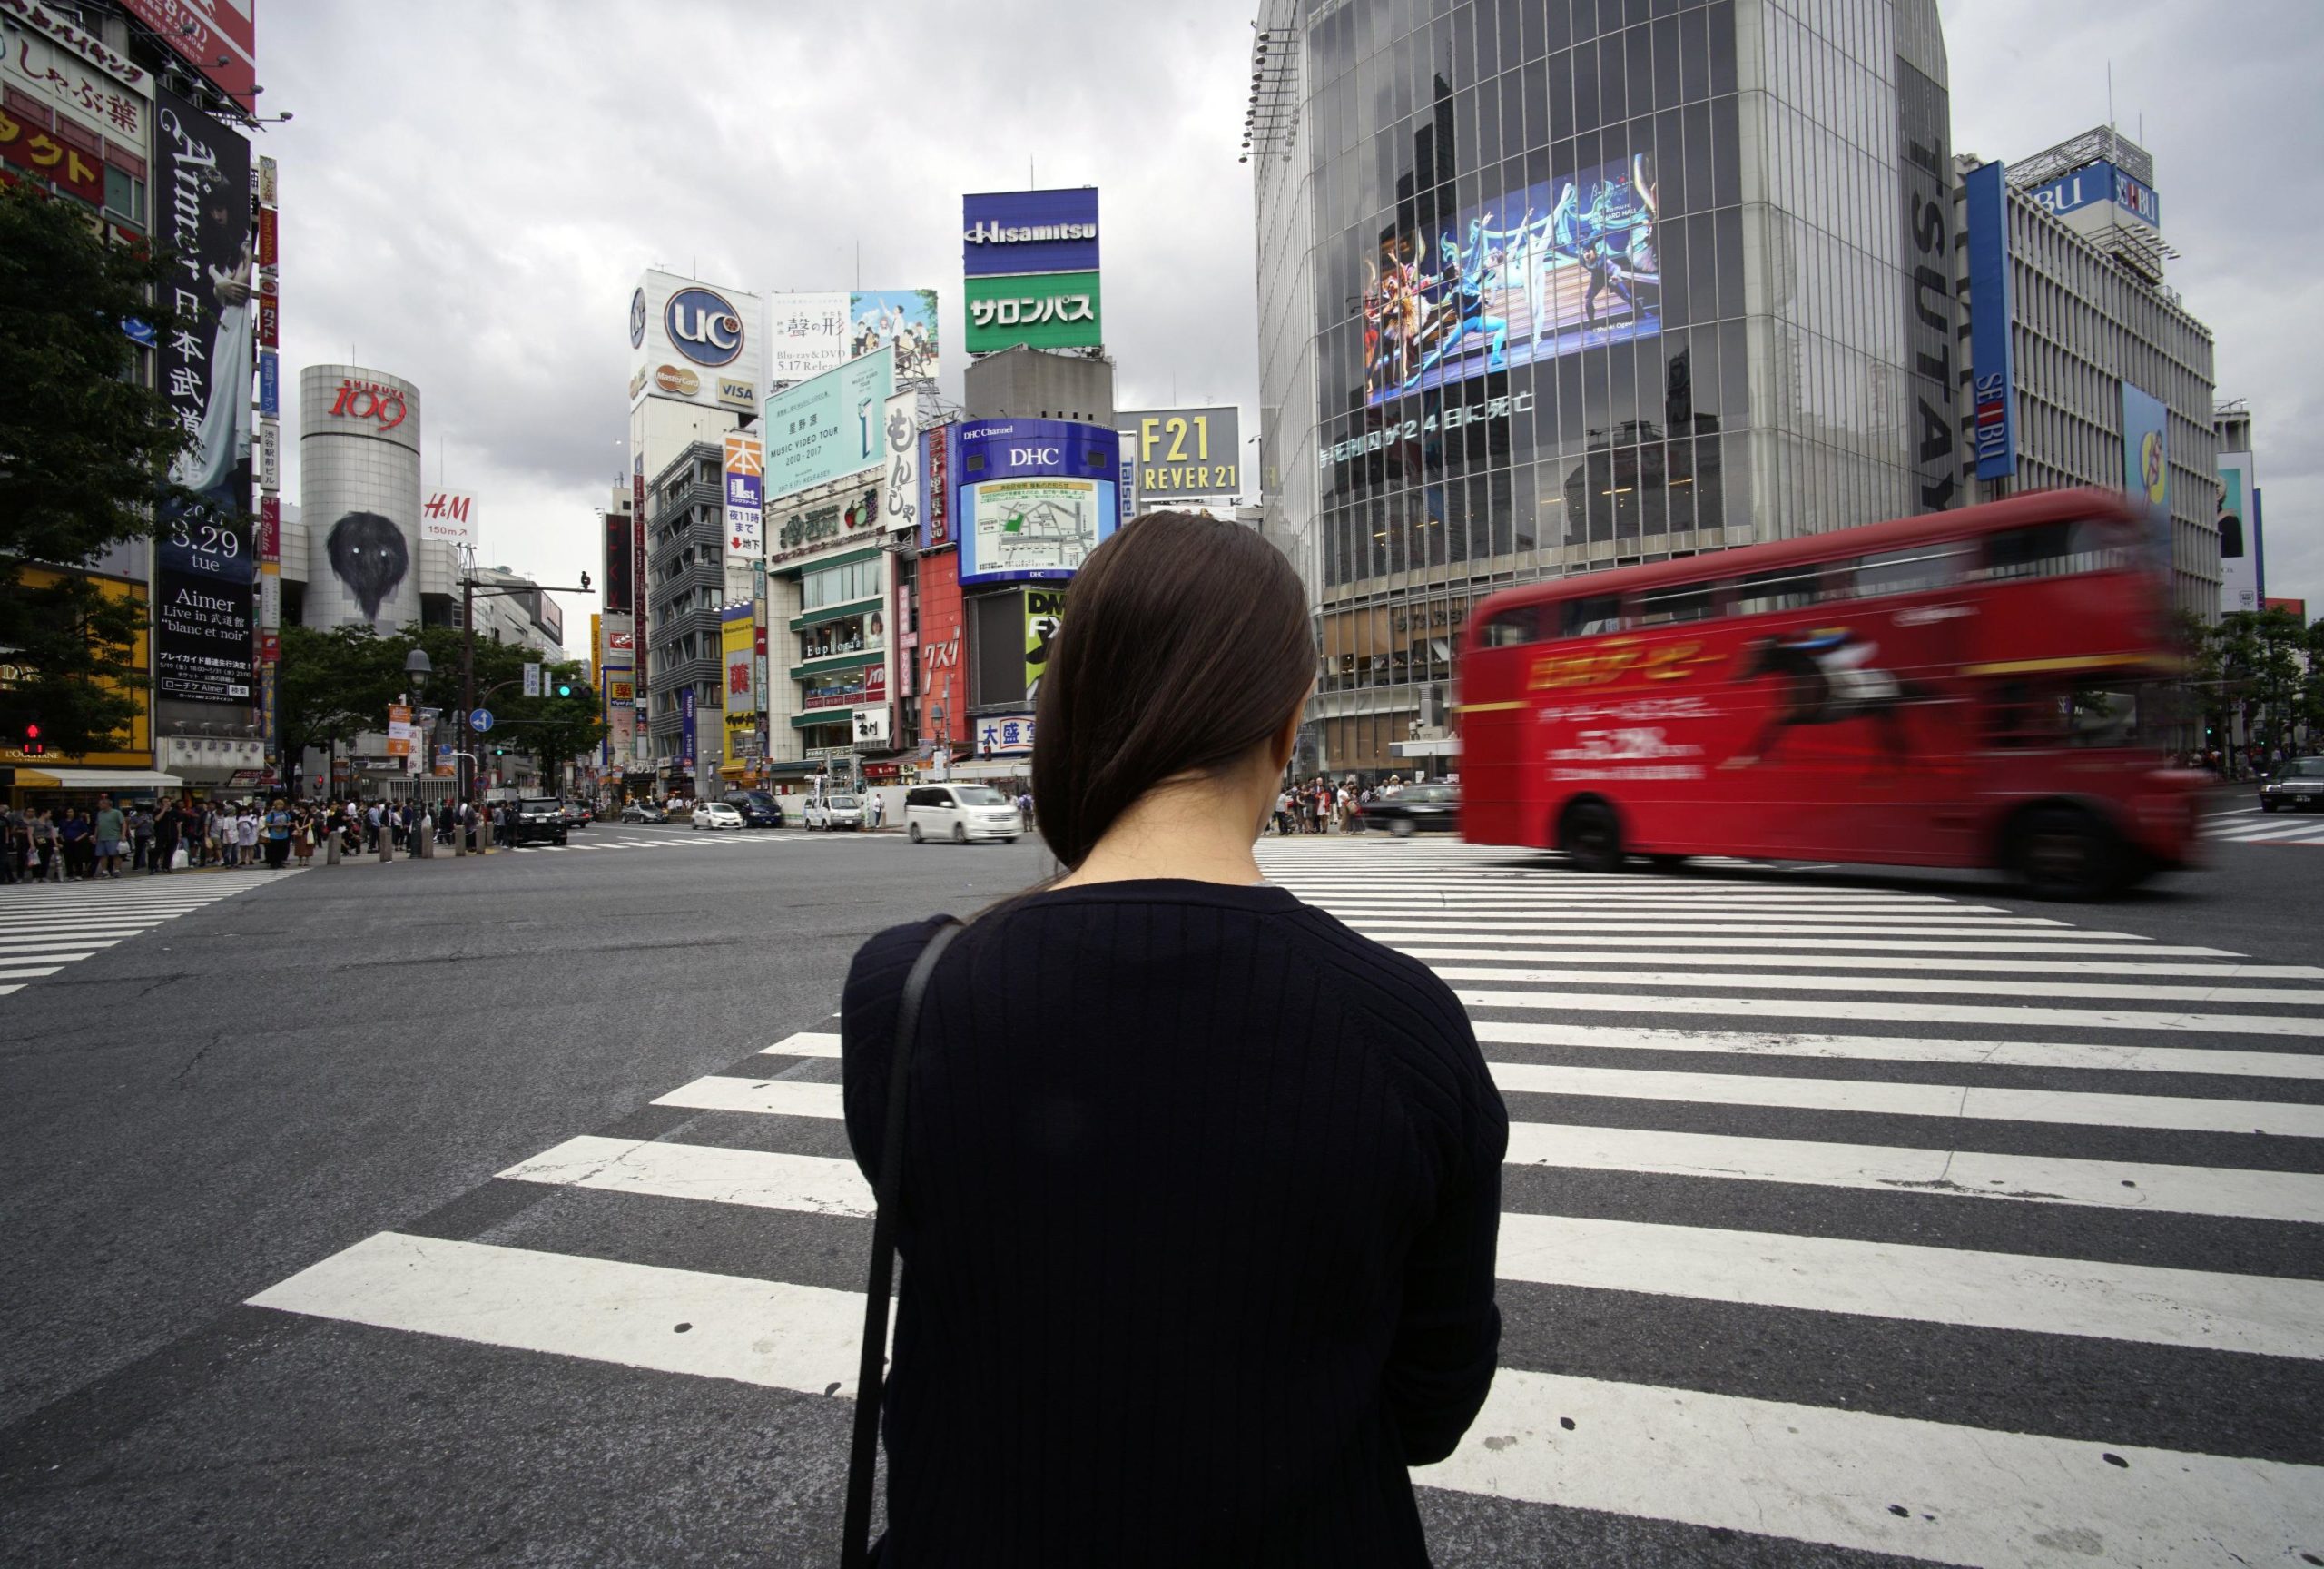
left=469, top=708, right=494, bottom=733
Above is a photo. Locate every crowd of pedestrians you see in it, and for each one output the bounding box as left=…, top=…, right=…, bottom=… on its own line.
left=0, top=794, right=498, bottom=882
left=1269, top=774, right=1430, bottom=835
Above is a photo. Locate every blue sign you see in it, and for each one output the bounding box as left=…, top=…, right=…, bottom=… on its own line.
left=2025, top=160, right=2161, bottom=230
left=954, top=419, right=1120, bottom=585
left=2120, top=381, right=2170, bottom=562
left=469, top=707, right=494, bottom=733
left=1965, top=161, right=2019, bottom=482
left=664, top=286, right=746, bottom=368
left=121, top=316, right=156, bottom=347
left=962, top=187, right=1100, bottom=278
left=680, top=686, right=696, bottom=768
left=257, top=350, right=279, bottom=418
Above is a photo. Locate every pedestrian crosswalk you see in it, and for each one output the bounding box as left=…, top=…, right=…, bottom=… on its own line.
left=0, top=870, right=299, bottom=998
left=508, top=832, right=802, bottom=854
left=247, top=837, right=2324, bottom=1564
left=2204, top=805, right=2324, bottom=846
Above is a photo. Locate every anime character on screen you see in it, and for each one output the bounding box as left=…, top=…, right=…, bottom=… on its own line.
left=1724, top=627, right=1935, bottom=769
left=1410, top=221, right=1512, bottom=382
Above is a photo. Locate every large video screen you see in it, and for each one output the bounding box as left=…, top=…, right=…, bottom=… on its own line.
left=1362, top=154, right=1659, bottom=405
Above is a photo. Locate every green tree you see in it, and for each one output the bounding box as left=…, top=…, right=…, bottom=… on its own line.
left=0, top=183, right=190, bottom=753
left=504, top=660, right=607, bottom=794
left=276, top=624, right=403, bottom=785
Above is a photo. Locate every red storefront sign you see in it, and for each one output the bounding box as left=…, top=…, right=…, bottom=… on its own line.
left=915, top=547, right=963, bottom=747
left=0, top=106, right=103, bottom=204
left=257, top=206, right=277, bottom=266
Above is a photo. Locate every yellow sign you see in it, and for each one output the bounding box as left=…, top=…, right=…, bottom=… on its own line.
left=0, top=569, right=152, bottom=766
left=720, top=607, right=754, bottom=768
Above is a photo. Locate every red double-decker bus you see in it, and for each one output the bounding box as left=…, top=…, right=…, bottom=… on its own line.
left=1457, top=489, right=2202, bottom=897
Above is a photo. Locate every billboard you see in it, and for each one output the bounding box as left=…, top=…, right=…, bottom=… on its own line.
left=1965, top=160, right=2019, bottom=481
left=920, top=421, right=956, bottom=549
left=852, top=289, right=940, bottom=382
left=1360, top=154, right=1658, bottom=405
left=881, top=390, right=921, bottom=537
left=0, top=1, right=152, bottom=149
left=2120, top=381, right=2170, bottom=560
left=2219, top=452, right=2259, bottom=615
left=722, top=604, right=755, bottom=766
left=419, top=489, right=476, bottom=545
left=1024, top=587, right=1066, bottom=703
left=767, top=291, right=851, bottom=386
left=764, top=344, right=894, bottom=498
left=603, top=509, right=632, bottom=614
left=916, top=546, right=963, bottom=748
left=962, top=187, right=1100, bottom=277
left=153, top=84, right=253, bottom=705
left=120, top=0, right=253, bottom=105
left=964, top=271, right=1102, bottom=353
left=954, top=419, right=1120, bottom=584
left=631, top=270, right=762, bottom=413
left=722, top=432, right=764, bottom=556
left=1118, top=407, right=1242, bottom=500
left=2025, top=161, right=2160, bottom=230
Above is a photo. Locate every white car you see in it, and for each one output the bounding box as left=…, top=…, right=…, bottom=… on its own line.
left=905, top=784, right=1022, bottom=844
left=691, top=802, right=745, bottom=831
left=803, top=794, right=866, bottom=832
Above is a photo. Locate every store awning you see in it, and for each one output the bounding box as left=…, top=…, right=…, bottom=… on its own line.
left=13, top=767, right=185, bottom=790
left=789, top=596, right=883, bottom=632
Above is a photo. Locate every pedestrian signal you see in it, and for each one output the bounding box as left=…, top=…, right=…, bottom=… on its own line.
left=22, top=723, right=43, bottom=756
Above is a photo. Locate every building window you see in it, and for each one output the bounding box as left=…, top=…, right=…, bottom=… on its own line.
left=803, top=557, right=881, bottom=610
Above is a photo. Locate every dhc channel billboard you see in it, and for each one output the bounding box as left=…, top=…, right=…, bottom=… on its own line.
left=952, top=419, right=1119, bottom=584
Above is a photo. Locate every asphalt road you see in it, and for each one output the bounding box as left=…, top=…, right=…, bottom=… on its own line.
left=0, top=814, right=2317, bottom=1566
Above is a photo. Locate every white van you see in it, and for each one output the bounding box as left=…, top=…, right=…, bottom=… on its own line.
left=905, top=784, right=1022, bottom=844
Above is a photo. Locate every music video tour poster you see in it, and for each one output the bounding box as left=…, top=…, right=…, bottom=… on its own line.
left=153, top=84, right=256, bottom=705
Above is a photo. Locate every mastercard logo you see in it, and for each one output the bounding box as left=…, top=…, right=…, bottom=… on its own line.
left=655, top=364, right=701, bottom=397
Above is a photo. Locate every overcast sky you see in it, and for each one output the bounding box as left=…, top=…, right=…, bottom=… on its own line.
left=266, top=0, right=2320, bottom=650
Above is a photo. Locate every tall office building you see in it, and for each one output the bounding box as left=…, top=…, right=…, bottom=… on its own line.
left=1250, top=0, right=1955, bottom=774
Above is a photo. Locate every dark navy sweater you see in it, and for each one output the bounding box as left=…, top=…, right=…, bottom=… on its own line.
left=841, top=879, right=1506, bottom=1566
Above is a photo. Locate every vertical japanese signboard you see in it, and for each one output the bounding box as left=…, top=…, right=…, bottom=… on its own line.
left=722, top=432, right=763, bottom=556
left=1965, top=160, right=2018, bottom=483
left=153, top=85, right=254, bottom=706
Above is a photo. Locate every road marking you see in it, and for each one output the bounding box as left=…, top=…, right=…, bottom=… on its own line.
left=1345, top=919, right=2118, bottom=938
left=247, top=1232, right=873, bottom=1395
left=1433, top=963, right=2324, bottom=1007
left=1396, top=947, right=2324, bottom=981
left=654, top=1075, right=842, bottom=1119
left=1457, top=987, right=2324, bottom=1037
left=1488, top=1061, right=2324, bottom=1137
left=1315, top=909, right=2088, bottom=929
left=0, top=965, right=64, bottom=980
left=1416, top=1367, right=2324, bottom=1569
left=1471, top=1020, right=2324, bottom=1080
left=1505, top=1120, right=2324, bottom=1222
left=762, top=1031, right=841, bottom=1058
left=1355, top=929, right=2232, bottom=957
left=502, top=1136, right=2324, bottom=1361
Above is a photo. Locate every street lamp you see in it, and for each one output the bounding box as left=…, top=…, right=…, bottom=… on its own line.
left=404, top=649, right=433, bottom=853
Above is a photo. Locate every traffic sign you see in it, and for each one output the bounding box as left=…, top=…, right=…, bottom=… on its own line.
left=469, top=708, right=495, bottom=733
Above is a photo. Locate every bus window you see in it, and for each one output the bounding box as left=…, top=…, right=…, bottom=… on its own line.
left=1731, top=566, right=1819, bottom=616
left=1637, top=582, right=1716, bottom=626
left=1557, top=594, right=1626, bottom=638
left=1480, top=606, right=1541, bottom=647
left=1826, top=546, right=1964, bottom=601
left=1974, top=518, right=2129, bottom=581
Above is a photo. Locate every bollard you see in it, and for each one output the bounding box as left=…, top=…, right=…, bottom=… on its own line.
left=379, top=826, right=392, bottom=863
left=325, top=831, right=340, bottom=866
left=419, top=814, right=435, bottom=858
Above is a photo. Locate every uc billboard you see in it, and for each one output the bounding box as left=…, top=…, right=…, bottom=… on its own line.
left=951, top=419, right=1119, bottom=584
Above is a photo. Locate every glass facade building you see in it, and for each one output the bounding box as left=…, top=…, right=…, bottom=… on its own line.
left=1253, top=0, right=1953, bottom=773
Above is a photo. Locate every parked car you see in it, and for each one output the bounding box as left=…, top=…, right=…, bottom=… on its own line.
left=803, top=793, right=865, bottom=832
left=514, top=796, right=569, bottom=846
left=904, top=784, right=1022, bottom=844
left=1356, top=784, right=1461, bottom=836
left=2259, top=756, right=2324, bottom=812
left=692, top=802, right=745, bottom=831
left=561, top=801, right=592, bottom=828
left=720, top=789, right=785, bottom=828
left=619, top=801, right=667, bottom=824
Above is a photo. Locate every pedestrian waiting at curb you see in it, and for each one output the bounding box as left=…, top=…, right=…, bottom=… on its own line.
left=838, top=513, right=1505, bottom=1565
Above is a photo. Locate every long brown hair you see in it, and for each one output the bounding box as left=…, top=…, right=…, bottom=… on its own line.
left=1031, top=511, right=1314, bottom=869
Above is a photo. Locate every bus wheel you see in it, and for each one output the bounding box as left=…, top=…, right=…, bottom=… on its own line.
left=1649, top=853, right=1689, bottom=873
left=2014, top=806, right=2125, bottom=901
left=1561, top=800, right=1624, bottom=873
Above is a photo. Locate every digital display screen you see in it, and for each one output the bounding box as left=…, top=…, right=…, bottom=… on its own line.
left=1362, top=154, right=1661, bottom=405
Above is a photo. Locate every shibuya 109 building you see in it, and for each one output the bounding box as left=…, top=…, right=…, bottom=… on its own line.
left=1249, top=0, right=1958, bottom=775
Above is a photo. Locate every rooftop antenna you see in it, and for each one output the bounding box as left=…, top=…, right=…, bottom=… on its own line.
left=1029, top=156, right=1035, bottom=189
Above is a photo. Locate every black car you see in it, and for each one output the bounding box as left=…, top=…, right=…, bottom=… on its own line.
left=560, top=801, right=592, bottom=828
left=721, top=790, right=785, bottom=828
left=1356, top=784, right=1461, bottom=836
left=514, top=796, right=568, bottom=846
left=2260, top=756, right=2324, bottom=812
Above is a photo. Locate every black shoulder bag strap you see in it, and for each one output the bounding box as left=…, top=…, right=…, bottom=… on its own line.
left=841, top=918, right=965, bottom=1569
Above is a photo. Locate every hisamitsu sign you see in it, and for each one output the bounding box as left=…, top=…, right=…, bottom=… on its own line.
left=961, top=187, right=1100, bottom=277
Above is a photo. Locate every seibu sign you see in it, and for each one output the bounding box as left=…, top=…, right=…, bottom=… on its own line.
left=330, top=377, right=408, bottom=431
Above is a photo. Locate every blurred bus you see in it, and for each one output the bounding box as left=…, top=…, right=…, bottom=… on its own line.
left=1457, top=490, right=2201, bottom=897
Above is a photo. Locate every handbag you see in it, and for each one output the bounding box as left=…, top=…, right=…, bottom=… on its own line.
left=841, top=917, right=965, bottom=1569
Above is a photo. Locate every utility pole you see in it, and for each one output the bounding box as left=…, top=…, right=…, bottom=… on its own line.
left=458, top=568, right=592, bottom=814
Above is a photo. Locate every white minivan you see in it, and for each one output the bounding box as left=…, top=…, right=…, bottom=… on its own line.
left=905, top=784, right=1022, bottom=844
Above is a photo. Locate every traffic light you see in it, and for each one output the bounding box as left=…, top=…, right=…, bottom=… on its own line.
left=22, top=723, right=43, bottom=756
left=554, top=680, right=574, bottom=699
